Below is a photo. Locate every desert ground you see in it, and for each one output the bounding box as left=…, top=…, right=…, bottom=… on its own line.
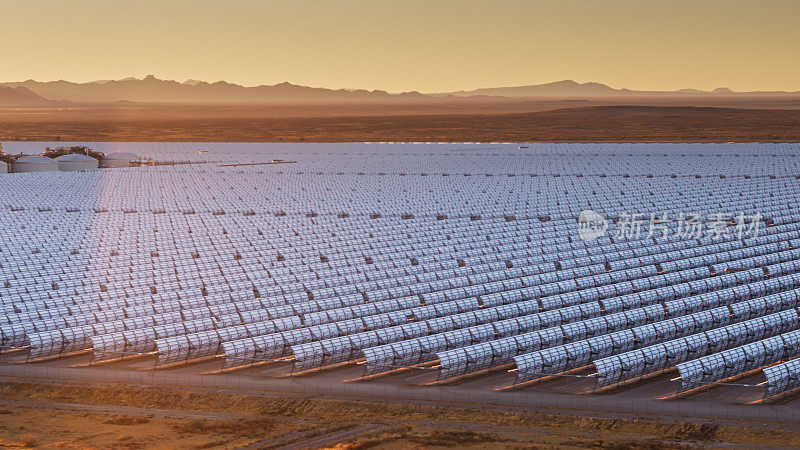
left=2, top=380, right=800, bottom=449
left=2, top=103, right=800, bottom=143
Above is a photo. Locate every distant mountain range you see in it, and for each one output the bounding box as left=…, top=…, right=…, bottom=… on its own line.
left=0, top=75, right=426, bottom=105
left=441, top=80, right=798, bottom=98
left=0, top=85, right=53, bottom=106
left=1, top=76, right=799, bottom=106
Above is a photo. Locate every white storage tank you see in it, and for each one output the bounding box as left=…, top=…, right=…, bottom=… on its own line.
left=11, top=155, right=58, bottom=173
left=101, top=152, right=139, bottom=168
left=56, top=153, right=99, bottom=172
left=0, top=161, right=6, bottom=174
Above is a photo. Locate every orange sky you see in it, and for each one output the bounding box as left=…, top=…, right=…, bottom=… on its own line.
left=1, top=0, right=798, bottom=92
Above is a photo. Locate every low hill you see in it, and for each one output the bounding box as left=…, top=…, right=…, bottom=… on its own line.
left=0, top=86, right=53, bottom=106
left=447, top=80, right=620, bottom=98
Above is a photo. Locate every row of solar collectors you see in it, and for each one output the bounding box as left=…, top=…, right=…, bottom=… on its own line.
left=4, top=224, right=782, bottom=360
left=0, top=218, right=792, bottom=320
left=360, top=258, right=800, bottom=379
left=5, top=149, right=799, bottom=179
left=709, top=335, right=800, bottom=398
left=6, top=151, right=799, bottom=178
left=2, top=175, right=788, bottom=211
left=11, top=157, right=793, bottom=182
left=763, top=356, right=800, bottom=397
left=17, top=163, right=791, bottom=180
left=3, top=171, right=796, bottom=344
left=0, top=232, right=648, bottom=352
left=1, top=223, right=786, bottom=297
left=3, top=217, right=798, bottom=348
left=0, top=230, right=684, bottom=356
left=7, top=217, right=797, bottom=357
left=197, top=252, right=753, bottom=368
left=517, top=301, right=800, bottom=388
left=0, top=199, right=788, bottom=239
left=1, top=180, right=793, bottom=224
left=2, top=166, right=797, bottom=216
left=224, top=231, right=799, bottom=372
left=506, top=274, right=800, bottom=391
left=24, top=163, right=756, bottom=181
left=0, top=214, right=593, bottom=281
left=676, top=330, right=800, bottom=393
left=410, top=282, right=800, bottom=381
left=1, top=186, right=793, bottom=254
left=0, top=222, right=628, bottom=307
left=0, top=209, right=689, bottom=304
left=591, top=307, right=800, bottom=390
left=4, top=210, right=796, bottom=312
left=5, top=142, right=796, bottom=159
left=5, top=142, right=796, bottom=165
left=3, top=193, right=792, bottom=292
left=0, top=212, right=601, bottom=262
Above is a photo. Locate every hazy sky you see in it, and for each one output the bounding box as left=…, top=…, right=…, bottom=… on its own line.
left=1, top=0, right=798, bottom=92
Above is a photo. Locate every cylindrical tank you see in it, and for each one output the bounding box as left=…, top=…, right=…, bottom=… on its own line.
left=101, top=152, right=139, bottom=168
left=11, top=155, right=58, bottom=173
left=55, top=153, right=99, bottom=172
left=0, top=161, right=7, bottom=174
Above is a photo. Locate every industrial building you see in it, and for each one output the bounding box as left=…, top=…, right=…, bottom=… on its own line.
left=55, top=153, right=99, bottom=172
left=10, top=155, right=58, bottom=173
left=101, top=152, right=139, bottom=168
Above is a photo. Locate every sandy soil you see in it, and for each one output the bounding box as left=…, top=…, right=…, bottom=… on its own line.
left=1, top=105, right=800, bottom=143
left=1, top=381, right=800, bottom=449
left=0, top=405, right=307, bottom=449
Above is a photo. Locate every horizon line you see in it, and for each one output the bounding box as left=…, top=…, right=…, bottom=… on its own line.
left=4, top=75, right=800, bottom=95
